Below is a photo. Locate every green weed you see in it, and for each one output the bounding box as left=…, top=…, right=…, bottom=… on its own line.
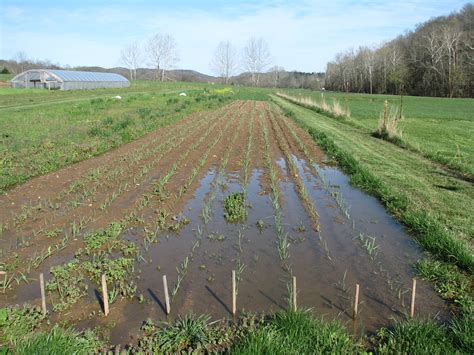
left=223, top=192, right=247, bottom=223
left=46, top=261, right=87, bottom=312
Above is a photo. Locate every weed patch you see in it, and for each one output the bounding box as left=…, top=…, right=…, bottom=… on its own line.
left=223, top=192, right=247, bottom=223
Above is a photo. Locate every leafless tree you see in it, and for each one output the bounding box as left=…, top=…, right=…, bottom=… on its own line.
left=13, top=51, right=28, bottom=73
left=360, top=47, right=376, bottom=94
left=120, top=42, right=142, bottom=80
left=210, top=41, right=237, bottom=84
left=242, top=37, right=271, bottom=86
left=146, top=34, right=179, bottom=81
left=441, top=24, right=463, bottom=97
left=267, top=66, right=285, bottom=87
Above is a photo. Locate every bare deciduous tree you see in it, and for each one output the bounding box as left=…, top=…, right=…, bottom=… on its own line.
left=267, top=66, right=285, bottom=87
left=146, top=34, right=179, bottom=81
left=242, top=37, right=271, bottom=86
left=360, top=46, right=376, bottom=94
left=13, top=51, right=28, bottom=73
left=120, top=42, right=142, bottom=80
left=210, top=41, right=237, bottom=84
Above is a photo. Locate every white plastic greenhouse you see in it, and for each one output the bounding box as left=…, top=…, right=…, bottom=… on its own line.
left=10, top=69, right=130, bottom=90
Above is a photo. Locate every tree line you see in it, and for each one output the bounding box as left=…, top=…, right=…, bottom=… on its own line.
left=325, top=4, right=473, bottom=98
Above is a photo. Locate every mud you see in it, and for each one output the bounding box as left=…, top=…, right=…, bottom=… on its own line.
left=0, top=100, right=447, bottom=346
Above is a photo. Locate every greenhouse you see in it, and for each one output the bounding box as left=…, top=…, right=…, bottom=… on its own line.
left=10, top=69, right=130, bottom=90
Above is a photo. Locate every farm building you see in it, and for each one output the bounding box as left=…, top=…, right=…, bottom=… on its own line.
left=10, top=69, right=130, bottom=90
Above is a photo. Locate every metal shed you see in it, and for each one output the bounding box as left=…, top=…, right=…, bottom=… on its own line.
left=11, top=69, right=130, bottom=90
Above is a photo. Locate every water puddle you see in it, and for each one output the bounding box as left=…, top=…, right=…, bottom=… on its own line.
left=1, top=156, right=447, bottom=345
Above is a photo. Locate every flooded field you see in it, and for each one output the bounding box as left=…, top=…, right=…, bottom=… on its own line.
left=0, top=100, right=447, bottom=345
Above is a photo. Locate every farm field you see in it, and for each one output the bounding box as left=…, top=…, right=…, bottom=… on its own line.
left=0, top=85, right=472, bottom=352
left=282, top=89, right=474, bottom=178
left=0, top=84, right=233, bottom=191
left=0, top=95, right=450, bottom=347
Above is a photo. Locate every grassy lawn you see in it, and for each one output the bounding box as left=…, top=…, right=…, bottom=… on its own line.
left=0, top=80, right=205, bottom=108
left=283, top=89, right=474, bottom=177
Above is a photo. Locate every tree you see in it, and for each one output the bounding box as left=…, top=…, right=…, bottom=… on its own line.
left=360, top=46, right=376, bottom=94
left=13, top=51, right=28, bottom=73
left=242, top=37, right=271, bottom=86
left=120, top=42, right=142, bottom=80
left=210, top=41, right=238, bottom=84
left=324, top=5, right=473, bottom=97
left=146, top=34, right=179, bottom=81
left=267, top=66, right=285, bottom=87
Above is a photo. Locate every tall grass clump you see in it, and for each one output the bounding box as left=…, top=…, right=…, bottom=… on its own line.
left=276, top=92, right=351, bottom=120
left=134, top=313, right=232, bottom=353
left=375, top=319, right=455, bottom=354
left=14, top=326, right=104, bottom=355
left=230, top=309, right=359, bottom=353
left=375, top=100, right=404, bottom=143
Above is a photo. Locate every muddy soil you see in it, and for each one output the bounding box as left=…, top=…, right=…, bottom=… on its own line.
left=0, top=100, right=447, bottom=346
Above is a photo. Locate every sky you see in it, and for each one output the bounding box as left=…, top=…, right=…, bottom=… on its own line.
left=0, top=0, right=468, bottom=75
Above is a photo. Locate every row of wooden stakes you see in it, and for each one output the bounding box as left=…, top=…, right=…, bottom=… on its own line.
left=1, top=270, right=418, bottom=319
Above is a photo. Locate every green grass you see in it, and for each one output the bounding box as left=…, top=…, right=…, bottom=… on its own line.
left=0, top=85, right=231, bottom=192
left=0, top=74, right=13, bottom=83
left=134, top=313, right=234, bottom=353
left=230, top=310, right=359, bottom=354
left=283, top=89, right=474, bottom=177
left=0, top=305, right=45, bottom=346
left=375, top=318, right=456, bottom=354
left=13, top=326, right=104, bottom=355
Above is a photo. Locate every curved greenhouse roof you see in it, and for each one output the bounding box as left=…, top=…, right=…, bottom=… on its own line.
left=11, top=69, right=130, bottom=90
left=47, top=70, right=129, bottom=82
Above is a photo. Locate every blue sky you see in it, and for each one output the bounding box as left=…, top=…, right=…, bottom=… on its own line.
left=0, top=0, right=467, bottom=74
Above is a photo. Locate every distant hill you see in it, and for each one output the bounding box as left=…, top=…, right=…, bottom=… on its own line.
left=74, top=66, right=218, bottom=83
left=0, top=59, right=324, bottom=89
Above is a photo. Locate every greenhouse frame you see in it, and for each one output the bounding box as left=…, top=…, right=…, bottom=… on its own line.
left=10, top=69, right=130, bottom=90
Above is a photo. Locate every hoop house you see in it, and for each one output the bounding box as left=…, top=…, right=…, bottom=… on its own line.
left=11, top=69, right=130, bottom=90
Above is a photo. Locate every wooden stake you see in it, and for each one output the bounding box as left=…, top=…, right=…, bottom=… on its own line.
left=232, top=270, right=236, bottom=316
left=293, top=276, right=297, bottom=311
left=101, top=274, right=109, bottom=316
left=39, top=273, right=47, bottom=315
left=163, top=275, right=170, bottom=315
left=353, top=284, right=360, bottom=319
left=410, top=278, right=417, bottom=318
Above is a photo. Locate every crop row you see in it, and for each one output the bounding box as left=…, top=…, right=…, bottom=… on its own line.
left=0, top=104, right=241, bottom=290
left=1, top=107, right=222, bottom=258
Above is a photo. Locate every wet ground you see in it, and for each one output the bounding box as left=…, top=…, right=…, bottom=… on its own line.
left=0, top=100, right=447, bottom=346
